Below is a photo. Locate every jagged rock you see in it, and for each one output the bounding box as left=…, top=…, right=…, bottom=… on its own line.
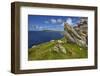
left=57, top=40, right=64, bottom=44
left=58, top=44, right=66, bottom=54
left=50, top=40, right=55, bottom=42
left=53, top=44, right=66, bottom=54
left=53, top=45, right=59, bottom=53
left=64, top=22, right=87, bottom=47
left=80, top=48, right=82, bottom=50
left=32, top=45, right=36, bottom=48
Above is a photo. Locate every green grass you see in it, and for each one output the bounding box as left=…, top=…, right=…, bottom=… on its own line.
left=28, top=37, right=88, bottom=61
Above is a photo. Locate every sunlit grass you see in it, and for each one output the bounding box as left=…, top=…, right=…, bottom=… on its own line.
left=28, top=37, right=88, bottom=61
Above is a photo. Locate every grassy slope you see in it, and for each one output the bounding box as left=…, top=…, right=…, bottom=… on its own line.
left=28, top=37, right=88, bottom=60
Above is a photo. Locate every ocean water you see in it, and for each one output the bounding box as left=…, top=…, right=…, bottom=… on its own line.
left=28, top=31, right=64, bottom=48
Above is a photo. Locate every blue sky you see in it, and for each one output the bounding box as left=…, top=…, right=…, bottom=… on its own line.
left=28, top=15, right=81, bottom=31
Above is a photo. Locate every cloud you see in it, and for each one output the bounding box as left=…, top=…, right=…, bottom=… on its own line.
left=73, top=24, right=78, bottom=27
left=51, top=19, right=56, bottom=24
left=28, top=24, right=39, bottom=31
left=44, top=21, right=49, bottom=24
left=76, top=19, right=81, bottom=24
left=50, top=18, right=63, bottom=24
left=66, top=18, right=73, bottom=25
left=60, top=23, right=64, bottom=26
left=57, top=19, right=63, bottom=23
left=32, top=25, right=37, bottom=29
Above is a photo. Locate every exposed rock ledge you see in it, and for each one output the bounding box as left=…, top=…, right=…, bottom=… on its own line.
left=64, top=22, right=87, bottom=48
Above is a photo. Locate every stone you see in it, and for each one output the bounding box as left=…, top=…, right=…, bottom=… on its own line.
left=64, top=22, right=87, bottom=48
left=58, top=44, right=66, bottom=54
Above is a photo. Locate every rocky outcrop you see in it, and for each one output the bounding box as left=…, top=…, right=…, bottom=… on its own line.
left=50, top=40, right=67, bottom=54
left=64, top=21, right=87, bottom=48
left=53, top=43, right=67, bottom=54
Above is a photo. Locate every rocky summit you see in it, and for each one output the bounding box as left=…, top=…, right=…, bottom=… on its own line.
left=64, top=18, right=88, bottom=48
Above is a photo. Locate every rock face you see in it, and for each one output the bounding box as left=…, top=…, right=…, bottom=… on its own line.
left=64, top=18, right=88, bottom=48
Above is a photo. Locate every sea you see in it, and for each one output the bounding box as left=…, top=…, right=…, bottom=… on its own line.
left=28, top=31, right=64, bottom=48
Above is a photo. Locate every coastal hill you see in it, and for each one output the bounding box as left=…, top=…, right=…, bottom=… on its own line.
left=28, top=18, right=88, bottom=60
left=28, top=37, right=87, bottom=60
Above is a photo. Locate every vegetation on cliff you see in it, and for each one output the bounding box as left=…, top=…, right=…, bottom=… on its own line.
left=28, top=37, right=87, bottom=60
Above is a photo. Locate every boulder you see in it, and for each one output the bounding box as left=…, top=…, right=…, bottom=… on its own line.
left=58, top=44, right=66, bottom=54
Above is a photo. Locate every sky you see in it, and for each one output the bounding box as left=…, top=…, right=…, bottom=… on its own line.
left=28, top=15, right=81, bottom=31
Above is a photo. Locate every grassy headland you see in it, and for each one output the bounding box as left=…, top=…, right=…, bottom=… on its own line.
left=28, top=37, right=88, bottom=60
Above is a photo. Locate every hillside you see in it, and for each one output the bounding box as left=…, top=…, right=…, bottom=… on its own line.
left=28, top=18, right=88, bottom=61
left=28, top=37, right=87, bottom=60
